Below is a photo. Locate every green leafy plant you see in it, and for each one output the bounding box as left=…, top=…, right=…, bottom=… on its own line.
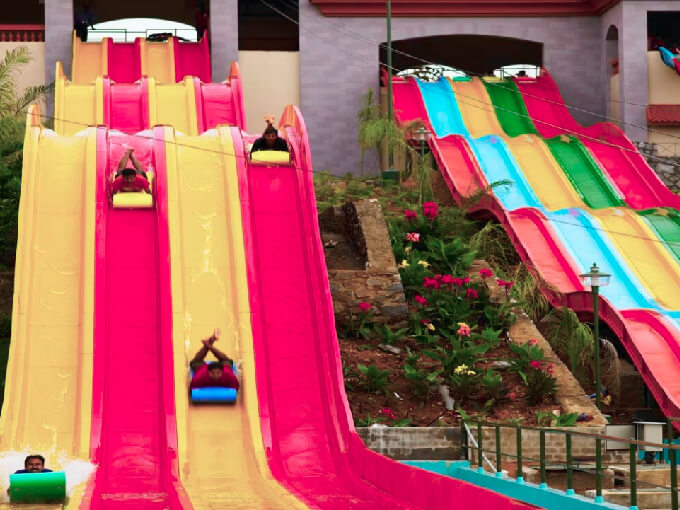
left=536, top=411, right=579, bottom=428
left=354, top=414, right=386, bottom=427
left=391, top=417, right=413, bottom=427
left=342, top=363, right=359, bottom=392
left=424, top=237, right=477, bottom=276
left=509, top=341, right=546, bottom=373
left=521, top=367, right=557, bottom=406
left=357, top=363, right=391, bottom=393
left=404, top=348, right=442, bottom=397
left=448, top=365, right=480, bottom=402
left=480, top=369, right=504, bottom=401
left=374, top=324, right=408, bottom=345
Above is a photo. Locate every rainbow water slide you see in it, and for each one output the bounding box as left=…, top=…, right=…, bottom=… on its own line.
left=0, top=105, right=95, bottom=503
left=393, top=73, right=680, bottom=420
left=234, top=105, right=542, bottom=509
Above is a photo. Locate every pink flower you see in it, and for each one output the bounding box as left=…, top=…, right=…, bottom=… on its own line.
left=414, top=295, right=429, bottom=306
left=454, top=278, right=465, bottom=287
left=463, top=277, right=470, bottom=285
left=423, top=201, right=439, bottom=220
left=496, top=278, right=507, bottom=287
left=358, top=302, right=372, bottom=312
left=434, top=274, right=443, bottom=280
left=546, top=363, right=554, bottom=374
left=421, top=319, right=430, bottom=324
left=424, top=277, right=441, bottom=289
left=528, top=339, right=538, bottom=346
left=466, top=288, right=479, bottom=299
left=508, top=392, right=516, bottom=400
left=504, top=280, right=515, bottom=291
left=405, top=232, right=421, bottom=243
left=457, top=323, right=471, bottom=337
left=529, top=360, right=542, bottom=369
left=440, top=274, right=455, bottom=285
left=404, top=209, right=418, bottom=222
left=380, top=408, right=397, bottom=420
left=480, top=268, right=493, bottom=279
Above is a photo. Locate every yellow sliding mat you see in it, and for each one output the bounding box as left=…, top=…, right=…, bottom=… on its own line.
left=148, top=77, right=199, bottom=136
left=591, top=208, right=680, bottom=310
left=449, top=77, right=504, bottom=137
left=0, top=106, right=95, bottom=500
left=164, top=127, right=308, bottom=509
left=55, top=62, right=104, bottom=136
left=504, top=134, right=586, bottom=211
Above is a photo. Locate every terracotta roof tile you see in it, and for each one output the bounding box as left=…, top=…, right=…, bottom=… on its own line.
left=647, top=105, right=680, bottom=126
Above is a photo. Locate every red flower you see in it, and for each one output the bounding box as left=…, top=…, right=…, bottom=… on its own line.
left=528, top=339, right=538, bottom=346
left=529, top=360, right=542, bottom=369
left=504, top=280, right=515, bottom=290
left=421, top=319, right=430, bottom=324
left=508, top=392, right=516, bottom=400
left=404, top=209, right=418, bottom=222
left=414, top=295, right=429, bottom=306
left=423, top=277, right=441, bottom=289
left=358, top=302, right=372, bottom=312
left=480, top=268, right=493, bottom=278
left=440, top=274, right=455, bottom=285
left=434, top=274, right=443, bottom=280
left=546, top=363, right=554, bottom=374
left=405, top=232, right=421, bottom=243
left=466, top=288, right=479, bottom=299
left=454, top=278, right=465, bottom=287
left=423, top=201, right=439, bottom=220
left=496, top=278, right=507, bottom=287
left=381, top=408, right=397, bottom=420
left=463, top=277, right=471, bottom=285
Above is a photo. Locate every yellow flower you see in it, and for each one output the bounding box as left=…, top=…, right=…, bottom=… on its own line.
left=426, top=323, right=435, bottom=331
left=467, top=370, right=476, bottom=376
left=405, top=246, right=412, bottom=254
left=417, top=260, right=430, bottom=267
left=454, top=364, right=469, bottom=375
left=398, top=260, right=409, bottom=269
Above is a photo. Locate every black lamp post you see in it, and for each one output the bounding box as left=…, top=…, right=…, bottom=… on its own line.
left=414, top=126, right=432, bottom=203
left=579, top=263, right=611, bottom=409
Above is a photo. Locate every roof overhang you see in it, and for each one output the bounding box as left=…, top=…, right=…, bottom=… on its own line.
left=308, top=0, right=620, bottom=17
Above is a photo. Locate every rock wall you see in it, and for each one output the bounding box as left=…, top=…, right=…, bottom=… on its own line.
left=324, top=200, right=408, bottom=327
left=634, top=141, right=680, bottom=191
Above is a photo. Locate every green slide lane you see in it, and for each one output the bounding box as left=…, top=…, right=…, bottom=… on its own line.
left=639, top=209, right=680, bottom=262
left=483, top=79, right=537, bottom=136
left=544, top=136, right=624, bottom=209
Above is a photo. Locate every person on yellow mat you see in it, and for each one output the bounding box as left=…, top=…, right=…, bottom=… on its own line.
left=251, top=118, right=289, bottom=154
left=112, top=148, right=152, bottom=194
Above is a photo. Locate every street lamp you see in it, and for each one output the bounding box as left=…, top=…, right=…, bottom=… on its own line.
left=414, top=126, right=432, bottom=203
left=579, top=263, right=611, bottom=409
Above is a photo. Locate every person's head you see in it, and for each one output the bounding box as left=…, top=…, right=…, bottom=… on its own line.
left=121, top=168, right=136, bottom=184
left=263, top=125, right=279, bottom=147
left=24, top=455, right=45, bottom=472
left=517, top=70, right=527, bottom=77
left=207, top=362, right=223, bottom=381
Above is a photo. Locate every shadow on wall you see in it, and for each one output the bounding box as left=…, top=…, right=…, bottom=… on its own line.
left=380, top=34, right=543, bottom=77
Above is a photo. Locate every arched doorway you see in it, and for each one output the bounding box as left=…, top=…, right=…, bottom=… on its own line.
left=380, top=34, right=543, bottom=77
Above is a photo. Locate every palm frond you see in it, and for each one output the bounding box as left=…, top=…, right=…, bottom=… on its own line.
left=0, top=47, right=31, bottom=113
left=11, top=83, right=54, bottom=116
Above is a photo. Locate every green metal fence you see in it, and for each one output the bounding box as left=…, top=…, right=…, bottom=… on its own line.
left=460, top=418, right=680, bottom=510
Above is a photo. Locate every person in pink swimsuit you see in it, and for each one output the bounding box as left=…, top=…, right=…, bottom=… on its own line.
left=111, top=148, right=151, bottom=194
left=189, top=329, right=240, bottom=390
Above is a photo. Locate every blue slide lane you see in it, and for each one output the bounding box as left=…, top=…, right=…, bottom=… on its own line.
left=417, top=79, right=469, bottom=137
left=546, top=209, right=659, bottom=311
left=467, top=135, right=542, bottom=211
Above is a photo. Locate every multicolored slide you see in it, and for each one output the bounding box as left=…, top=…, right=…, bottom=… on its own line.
left=392, top=70, right=680, bottom=421
left=1, top=34, right=546, bottom=508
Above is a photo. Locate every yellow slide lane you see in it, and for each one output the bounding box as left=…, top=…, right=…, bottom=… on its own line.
left=140, top=39, right=175, bottom=85
left=55, top=63, right=104, bottom=136
left=591, top=208, right=680, bottom=310
left=0, top=107, right=95, bottom=502
left=164, top=127, right=308, bottom=509
left=448, top=77, right=504, bottom=137
left=503, top=134, right=586, bottom=211
left=148, top=77, right=199, bottom=136
left=71, top=33, right=107, bottom=85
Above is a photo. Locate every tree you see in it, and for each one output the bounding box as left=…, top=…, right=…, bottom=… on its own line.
left=0, top=47, right=53, bottom=118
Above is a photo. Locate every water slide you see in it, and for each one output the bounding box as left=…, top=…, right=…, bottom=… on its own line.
left=56, top=62, right=245, bottom=137
left=72, top=33, right=211, bottom=85
left=482, top=79, right=537, bottom=136
left=393, top=74, right=680, bottom=421
left=447, top=78, right=503, bottom=137
left=0, top=106, right=94, bottom=502
left=162, top=126, right=308, bottom=509
left=514, top=70, right=680, bottom=210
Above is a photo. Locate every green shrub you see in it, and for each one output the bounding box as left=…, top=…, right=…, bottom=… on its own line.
left=357, top=363, right=390, bottom=393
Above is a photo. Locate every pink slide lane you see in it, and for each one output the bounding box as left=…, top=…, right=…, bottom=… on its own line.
left=194, top=62, right=247, bottom=132
left=107, top=39, right=142, bottom=84
left=102, top=78, right=149, bottom=134
left=81, top=127, right=191, bottom=510
left=233, top=108, right=542, bottom=510
left=392, top=75, right=435, bottom=131
left=173, top=34, right=211, bottom=83
left=515, top=71, right=680, bottom=210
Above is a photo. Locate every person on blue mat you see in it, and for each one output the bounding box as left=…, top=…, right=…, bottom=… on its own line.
left=250, top=119, right=289, bottom=154
left=189, top=329, right=239, bottom=390
left=14, top=455, right=52, bottom=474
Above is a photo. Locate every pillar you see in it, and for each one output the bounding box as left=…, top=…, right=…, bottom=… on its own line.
left=618, top=2, right=648, bottom=141
left=210, top=0, right=238, bottom=81
left=45, top=0, right=73, bottom=85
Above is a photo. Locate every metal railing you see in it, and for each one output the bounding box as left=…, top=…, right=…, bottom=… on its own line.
left=461, top=418, right=680, bottom=510
left=0, top=24, right=45, bottom=42
left=87, top=27, right=198, bottom=43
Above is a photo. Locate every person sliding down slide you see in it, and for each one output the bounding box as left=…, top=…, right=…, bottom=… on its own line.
left=111, top=148, right=152, bottom=194
left=189, top=329, right=240, bottom=390
left=250, top=115, right=289, bottom=154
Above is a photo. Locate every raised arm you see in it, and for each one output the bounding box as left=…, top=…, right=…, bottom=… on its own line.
left=117, top=148, right=133, bottom=171
left=128, top=151, right=145, bottom=173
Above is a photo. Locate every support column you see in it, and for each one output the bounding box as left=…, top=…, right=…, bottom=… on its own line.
left=210, top=0, right=238, bottom=81
left=618, top=2, right=648, bottom=141
left=45, top=0, right=73, bottom=86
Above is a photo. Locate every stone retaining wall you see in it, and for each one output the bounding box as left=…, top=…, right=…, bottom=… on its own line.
left=323, top=200, right=408, bottom=326
left=357, top=426, right=462, bottom=460
left=634, top=141, right=680, bottom=191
